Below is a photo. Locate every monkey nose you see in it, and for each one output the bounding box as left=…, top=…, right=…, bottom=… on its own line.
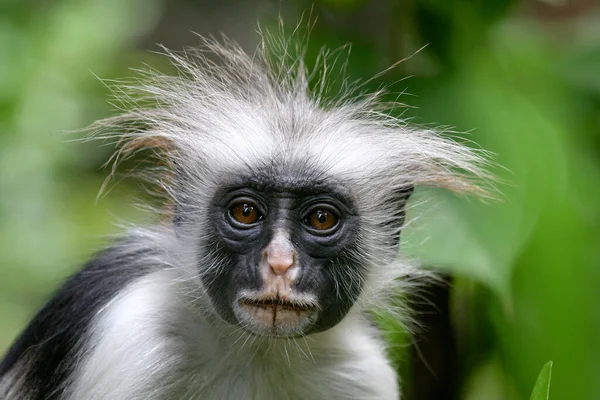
left=265, top=243, right=296, bottom=275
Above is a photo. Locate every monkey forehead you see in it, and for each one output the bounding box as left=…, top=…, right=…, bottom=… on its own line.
left=164, top=112, right=421, bottom=221
left=176, top=107, right=413, bottom=186
left=190, top=142, right=405, bottom=209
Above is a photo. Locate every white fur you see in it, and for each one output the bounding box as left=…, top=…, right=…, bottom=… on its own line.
left=0, top=361, right=28, bottom=399
left=67, top=266, right=398, bottom=400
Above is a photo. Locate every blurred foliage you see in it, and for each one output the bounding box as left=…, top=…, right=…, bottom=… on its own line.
left=0, top=0, right=163, bottom=347
left=1, top=0, right=600, bottom=399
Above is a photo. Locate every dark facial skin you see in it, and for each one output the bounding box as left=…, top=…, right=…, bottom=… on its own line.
left=178, top=167, right=412, bottom=337
left=193, top=172, right=365, bottom=336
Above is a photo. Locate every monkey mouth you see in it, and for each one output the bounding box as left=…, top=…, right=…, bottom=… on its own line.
left=235, top=294, right=319, bottom=336
left=240, top=298, right=315, bottom=312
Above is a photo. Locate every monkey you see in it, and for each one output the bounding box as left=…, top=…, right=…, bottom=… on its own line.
left=0, top=32, right=488, bottom=400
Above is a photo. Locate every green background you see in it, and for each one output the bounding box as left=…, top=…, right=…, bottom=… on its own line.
left=1, top=0, right=599, bottom=399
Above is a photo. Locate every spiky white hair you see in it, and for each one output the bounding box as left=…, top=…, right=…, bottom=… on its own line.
left=89, top=31, right=490, bottom=329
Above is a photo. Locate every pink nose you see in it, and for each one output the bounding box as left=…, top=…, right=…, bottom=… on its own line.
left=265, top=242, right=296, bottom=275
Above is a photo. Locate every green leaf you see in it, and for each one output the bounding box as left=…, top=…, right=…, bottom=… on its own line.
left=529, top=361, right=553, bottom=400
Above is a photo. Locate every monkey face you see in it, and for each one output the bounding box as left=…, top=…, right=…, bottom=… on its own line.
left=196, top=174, right=368, bottom=338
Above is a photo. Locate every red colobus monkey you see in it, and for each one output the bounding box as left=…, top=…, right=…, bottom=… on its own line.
left=0, top=33, right=487, bottom=400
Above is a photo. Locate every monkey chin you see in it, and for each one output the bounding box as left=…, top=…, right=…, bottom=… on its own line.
left=233, top=295, right=319, bottom=338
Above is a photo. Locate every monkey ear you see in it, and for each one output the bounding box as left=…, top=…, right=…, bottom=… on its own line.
left=396, top=186, right=414, bottom=204
left=394, top=185, right=414, bottom=226
left=119, top=135, right=174, bottom=161
left=113, top=118, right=175, bottom=166
left=90, top=115, right=177, bottom=218
left=384, top=185, right=414, bottom=248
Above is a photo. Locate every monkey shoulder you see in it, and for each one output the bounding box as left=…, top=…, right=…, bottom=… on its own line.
left=0, top=235, right=164, bottom=400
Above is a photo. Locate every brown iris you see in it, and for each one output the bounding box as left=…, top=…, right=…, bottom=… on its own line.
left=230, top=203, right=261, bottom=225
left=307, top=209, right=338, bottom=231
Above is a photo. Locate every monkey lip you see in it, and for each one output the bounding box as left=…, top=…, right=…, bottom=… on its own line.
left=240, top=298, right=315, bottom=312
left=235, top=295, right=319, bottom=336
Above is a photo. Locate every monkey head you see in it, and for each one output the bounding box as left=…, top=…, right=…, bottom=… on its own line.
left=109, top=39, right=485, bottom=339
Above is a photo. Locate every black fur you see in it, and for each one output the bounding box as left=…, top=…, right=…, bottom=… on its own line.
left=0, top=238, right=157, bottom=400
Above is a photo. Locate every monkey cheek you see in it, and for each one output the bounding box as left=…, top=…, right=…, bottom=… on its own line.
left=233, top=300, right=318, bottom=337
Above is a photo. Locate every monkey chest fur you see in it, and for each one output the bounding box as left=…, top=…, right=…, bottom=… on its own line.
left=66, top=272, right=399, bottom=400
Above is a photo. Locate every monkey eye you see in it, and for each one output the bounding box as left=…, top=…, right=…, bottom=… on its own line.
left=230, top=202, right=263, bottom=226
left=305, top=208, right=338, bottom=232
